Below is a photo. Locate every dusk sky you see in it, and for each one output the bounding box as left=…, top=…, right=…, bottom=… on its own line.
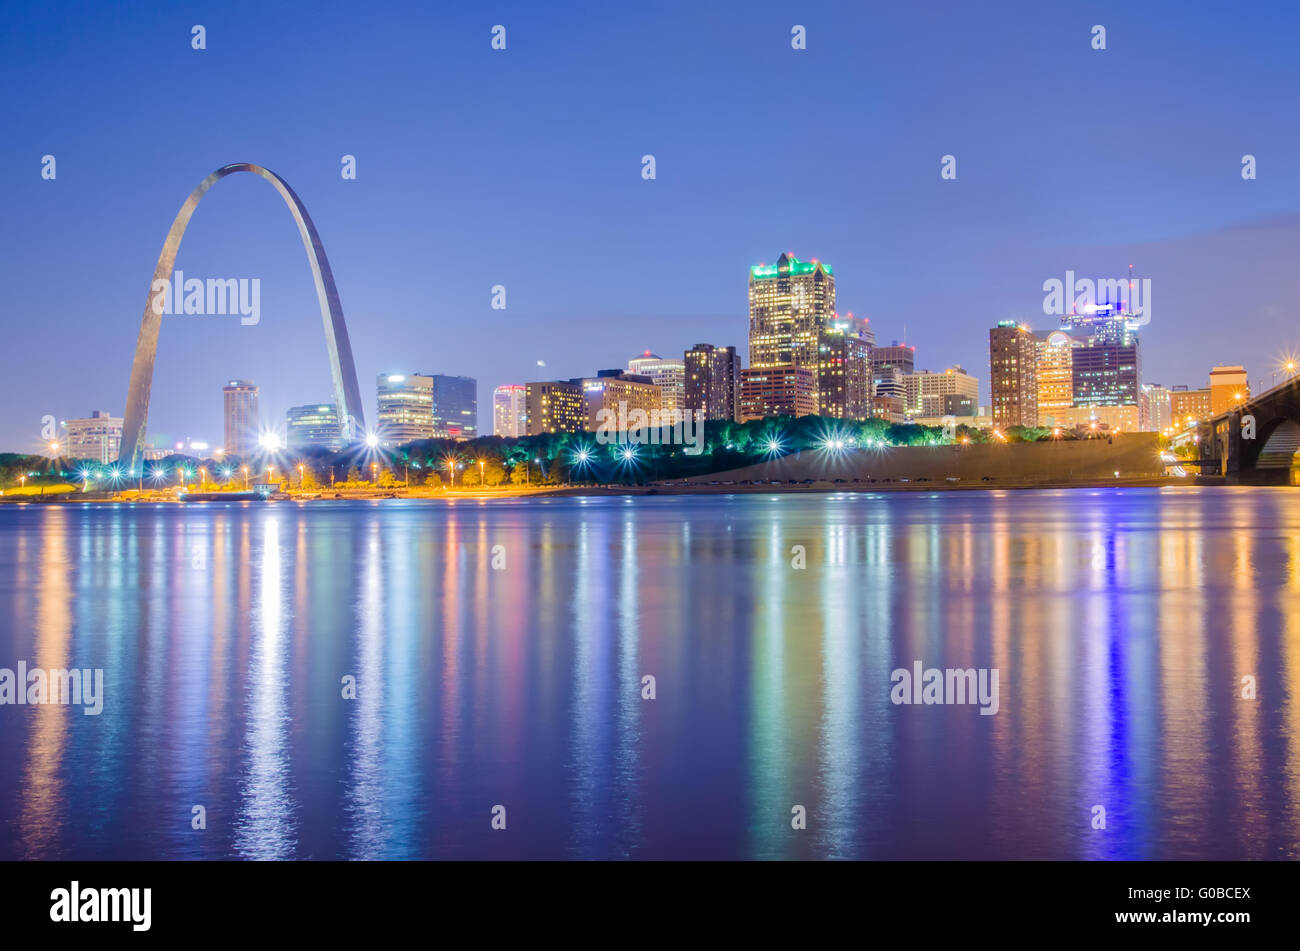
left=3, top=0, right=1299, bottom=450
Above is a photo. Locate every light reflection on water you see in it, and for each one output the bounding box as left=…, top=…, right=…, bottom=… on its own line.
left=1, top=488, right=1299, bottom=859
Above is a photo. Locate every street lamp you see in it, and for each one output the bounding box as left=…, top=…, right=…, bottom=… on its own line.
left=199, top=466, right=207, bottom=490
left=298, top=463, right=305, bottom=488
left=242, top=465, right=250, bottom=490
left=478, top=457, right=485, bottom=486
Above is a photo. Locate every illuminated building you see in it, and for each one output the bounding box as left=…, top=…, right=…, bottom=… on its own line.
left=430, top=374, right=477, bottom=439
left=872, top=341, right=915, bottom=377
left=748, top=252, right=835, bottom=411
left=1139, top=384, right=1172, bottom=433
left=492, top=384, right=527, bottom=437
left=819, top=315, right=873, bottom=420
left=376, top=373, right=434, bottom=446
left=1169, top=386, right=1212, bottom=429
left=580, top=370, right=661, bottom=430
left=64, top=411, right=123, bottom=463
left=222, top=380, right=259, bottom=456
left=1035, top=330, right=1074, bottom=425
left=286, top=403, right=344, bottom=451
left=684, top=343, right=739, bottom=421
left=1209, top=365, right=1249, bottom=415
left=738, top=366, right=816, bottom=422
left=525, top=380, right=585, bottom=435
left=627, top=352, right=686, bottom=414
left=989, top=321, right=1039, bottom=428
left=903, top=365, right=979, bottom=419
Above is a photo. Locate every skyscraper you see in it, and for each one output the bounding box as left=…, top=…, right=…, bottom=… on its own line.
left=683, top=343, right=739, bottom=422
left=989, top=322, right=1038, bottom=429
left=376, top=373, right=434, bottom=446
left=819, top=317, right=873, bottom=420
left=525, top=380, right=585, bottom=435
left=223, top=380, right=259, bottom=456
left=493, top=384, right=527, bottom=437
left=748, top=252, right=835, bottom=411
left=286, top=403, right=344, bottom=451
left=430, top=374, right=478, bottom=439
left=1034, top=330, right=1074, bottom=426
left=1063, top=306, right=1140, bottom=430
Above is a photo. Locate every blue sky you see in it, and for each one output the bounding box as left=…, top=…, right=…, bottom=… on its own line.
left=2, top=0, right=1299, bottom=449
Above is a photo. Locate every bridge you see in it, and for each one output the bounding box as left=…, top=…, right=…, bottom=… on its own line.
left=1196, top=374, right=1300, bottom=482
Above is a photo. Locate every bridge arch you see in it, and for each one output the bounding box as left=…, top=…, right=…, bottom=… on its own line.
left=1254, top=418, right=1300, bottom=471
left=117, top=163, right=365, bottom=469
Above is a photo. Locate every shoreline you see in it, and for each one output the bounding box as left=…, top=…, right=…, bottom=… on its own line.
left=1, top=475, right=1231, bottom=504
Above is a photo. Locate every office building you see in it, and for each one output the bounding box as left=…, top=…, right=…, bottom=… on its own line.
left=989, top=322, right=1039, bottom=429
left=376, top=373, right=435, bottom=446
left=525, top=380, right=585, bottom=435
left=64, top=411, right=123, bottom=463
left=1169, top=385, right=1212, bottom=429
left=1035, top=330, right=1075, bottom=425
left=684, top=343, right=739, bottom=422
left=223, top=380, right=259, bottom=456
left=738, top=366, right=816, bottom=422
left=1139, top=384, right=1172, bottom=433
left=819, top=315, right=874, bottom=420
left=904, top=365, right=979, bottom=419
left=627, top=352, right=686, bottom=414
left=581, top=370, right=661, bottom=431
left=493, top=384, right=527, bottom=438
left=286, top=403, right=344, bottom=451
left=748, top=252, right=835, bottom=410
left=430, top=374, right=477, bottom=440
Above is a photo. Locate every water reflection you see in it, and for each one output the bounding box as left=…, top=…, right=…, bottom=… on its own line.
left=1, top=488, right=1299, bottom=859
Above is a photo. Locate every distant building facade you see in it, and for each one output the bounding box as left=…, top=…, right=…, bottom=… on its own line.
left=904, top=365, right=979, bottom=419
left=492, top=384, right=527, bottom=438
left=1209, top=365, right=1249, bottom=416
left=1169, top=385, right=1212, bottom=429
left=627, top=352, right=685, bottom=414
left=525, top=381, right=585, bottom=435
left=819, top=315, right=873, bottom=420
left=430, top=374, right=477, bottom=439
left=376, top=373, right=434, bottom=446
left=989, top=322, right=1039, bottom=429
left=1139, top=384, right=1172, bottom=433
left=748, top=253, right=835, bottom=412
left=581, top=370, right=661, bottom=430
left=65, top=411, right=123, bottom=463
left=684, top=343, right=739, bottom=421
left=738, top=366, right=816, bottom=422
left=223, top=380, right=259, bottom=456
left=286, top=403, right=344, bottom=451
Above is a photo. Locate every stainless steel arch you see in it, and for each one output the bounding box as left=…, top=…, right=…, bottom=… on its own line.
left=117, top=162, right=365, bottom=470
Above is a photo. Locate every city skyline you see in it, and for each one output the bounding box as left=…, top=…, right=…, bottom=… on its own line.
left=4, top=2, right=1300, bottom=451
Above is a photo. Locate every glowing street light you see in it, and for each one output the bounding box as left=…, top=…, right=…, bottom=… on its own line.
left=241, top=465, right=250, bottom=490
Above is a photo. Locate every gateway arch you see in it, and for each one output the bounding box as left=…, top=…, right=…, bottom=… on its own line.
left=117, top=162, right=365, bottom=470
